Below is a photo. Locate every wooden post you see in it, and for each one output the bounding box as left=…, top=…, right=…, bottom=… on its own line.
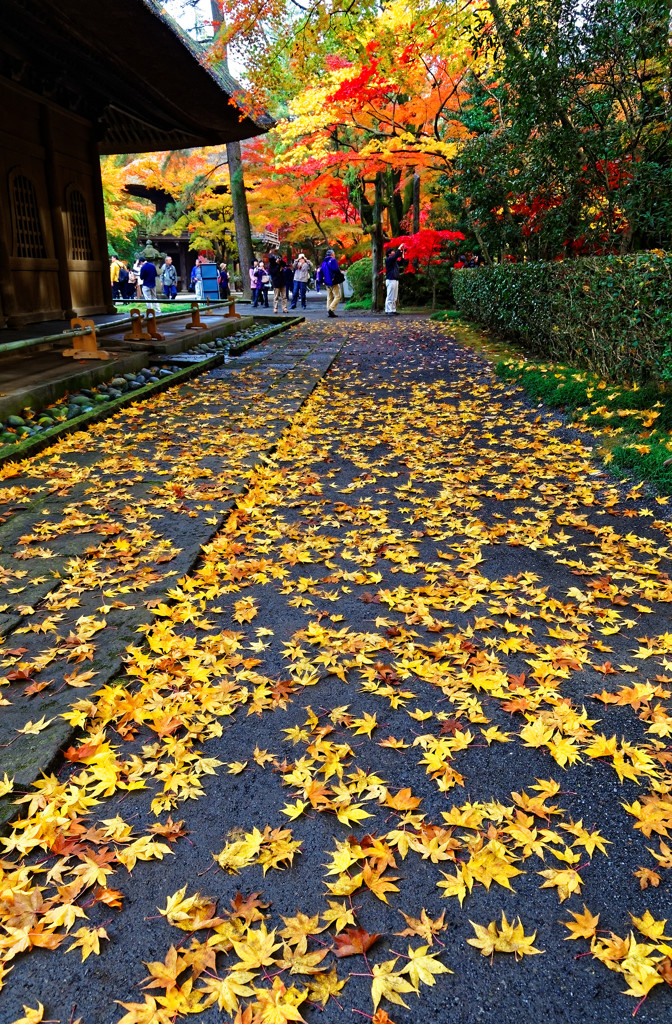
left=63, top=317, right=110, bottom=359
left=123, top=308, right=152, bottom=342
left=41, top=105, right=75, bottom=318
left=178, top=238, right=189, bottom=295
left=89, top=138, right=116, bottom=313
left=184, top=302, right=206, bottom=330
left=145, top=308, right=165, bottom=341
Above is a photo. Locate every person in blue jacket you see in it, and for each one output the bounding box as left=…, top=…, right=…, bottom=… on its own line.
left=316, top=249, right=343, bottom=317
left=139, top=258, right=160, bottom=312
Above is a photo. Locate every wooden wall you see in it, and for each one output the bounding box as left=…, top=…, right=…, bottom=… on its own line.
left=0, top=77, right=110, bottom=328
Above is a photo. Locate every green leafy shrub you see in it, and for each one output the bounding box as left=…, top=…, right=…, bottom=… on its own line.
left=346, top=258, right=372, bottom=300
left=398, top=264, right=454, bottom=308
left=454, top=253, right=672, bottom=383
left=346, top=257, right=455, bottom=309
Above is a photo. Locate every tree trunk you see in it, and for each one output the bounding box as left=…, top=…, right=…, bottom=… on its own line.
left=386, top=168, right=402, bottom=237
left=412, top=173, right=421, bottom=234
left=464, top=206, right=493, bottom=266
left=226, top=141, right=254, bottom=301
left=372, top=171, right=385, bottom=311
left=209, top=4, right=254, bottom=301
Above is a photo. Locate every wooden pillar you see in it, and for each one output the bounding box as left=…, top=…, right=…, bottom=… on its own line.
left=89, top=138, right=116, bottom=313
left=226, top=140, right=253, bottom=301
left=0, top=233, right=17, bottom=328
left=178, top=238, right=189, bottom=294
left=40, top=105, right=75, bottom=318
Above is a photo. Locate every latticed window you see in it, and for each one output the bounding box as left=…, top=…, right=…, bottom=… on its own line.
left=68, top=188, right=93, bottom=260
left=12, top=174, right=46, bottom=259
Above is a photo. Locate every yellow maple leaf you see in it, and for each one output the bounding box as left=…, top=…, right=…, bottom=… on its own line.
left=370, top=959, right=416, bottom=1011
left=560, top=905, right=600, bottom=940
left=468, top=913, right=543, bottom=959
left=10, top=1005, right=45, bottom=1024
left=67, top=925, right=108, bottom=961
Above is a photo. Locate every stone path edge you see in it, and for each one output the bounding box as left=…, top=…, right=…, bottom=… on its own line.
left=0, top=317, right=305, bottom=470
left=0, top=322, right=338, bottom=829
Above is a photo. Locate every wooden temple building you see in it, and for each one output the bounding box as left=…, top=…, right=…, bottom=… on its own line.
left=0, top=0, right=270, bottom=328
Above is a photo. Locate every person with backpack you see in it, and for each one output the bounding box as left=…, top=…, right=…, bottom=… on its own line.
left=118, top=261, right=131, bottom=300
left=127, top=264, right=138, bottom=300
left=110, top=255, right=123, bottom=301
left=316, top=249, right=344, bottom=317
left=160, top=256, right=178, bottom=300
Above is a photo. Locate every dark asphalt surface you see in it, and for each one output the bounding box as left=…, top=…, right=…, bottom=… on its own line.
left=2, top=317, right=672, bottom=1024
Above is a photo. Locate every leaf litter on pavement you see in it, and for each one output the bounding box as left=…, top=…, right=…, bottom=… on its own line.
left=1, top=319, right=672, bottom=1022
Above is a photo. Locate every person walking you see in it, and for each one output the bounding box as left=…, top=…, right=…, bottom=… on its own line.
left=132, top=257, right=144, bottom=299
left=317, top=249, right=343, bottom=318
left=290, top=254, right=312, bottom=309
left=268, top=254, right=288, bottom=313
left=218, top=264, right=229, bottom=300
left=384, top=243, right=406, bottom=315
left=193, top=256, right=205, bottom=301
left=284, top=259, right=293, bottom=302
left=110, top=255, right=122, bottom=301
left=139, top=258, right=160, bottom=312
left=250, top=261, right=259, bottom=305
left=160, top=256, right=178, bottom=301
left=127, top=263, right=138, bottom=300
left=118, top=260, right=131, bottom=300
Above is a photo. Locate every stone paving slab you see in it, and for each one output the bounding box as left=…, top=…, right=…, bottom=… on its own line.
left=0, top=323, right=343, bottom=823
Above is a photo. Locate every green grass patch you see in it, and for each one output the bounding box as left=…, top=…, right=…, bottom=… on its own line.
left=496, top=358, right=672, bottom=492
left=114, top=301, right=197, bottom=314
left=430, top=309, right=462, bottom=322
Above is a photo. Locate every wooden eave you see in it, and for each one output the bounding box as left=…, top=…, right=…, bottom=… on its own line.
left=0, top=0, right=272, bottom=153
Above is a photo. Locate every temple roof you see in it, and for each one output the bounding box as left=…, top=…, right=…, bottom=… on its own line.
left=0, top=0, right=272, bottom=153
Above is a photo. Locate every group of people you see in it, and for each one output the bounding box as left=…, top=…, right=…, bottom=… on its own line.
left=110, top=254, right=180, bottom=306
left=249, top=252, right=314, bottom=312
left=109, top=256, right=137, bottom=301
left=248, top=249, right=345, bottom=318
left=111, top=243, right=408, bottom=319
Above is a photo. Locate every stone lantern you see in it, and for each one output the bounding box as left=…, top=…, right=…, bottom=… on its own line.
left=139, top=239, right=165, bottom=267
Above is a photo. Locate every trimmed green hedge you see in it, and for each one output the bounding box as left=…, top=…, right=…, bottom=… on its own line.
left=453, top=253, right=672, bottom=383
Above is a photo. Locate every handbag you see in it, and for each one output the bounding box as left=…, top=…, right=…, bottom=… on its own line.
left=332, top=268, right=345, bottom=285
left=261, top=274, right=270, bottom=285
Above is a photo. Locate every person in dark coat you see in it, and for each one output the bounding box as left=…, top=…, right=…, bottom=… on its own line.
left=384, top=244, right=406, bottom=315
left=268, top=254, right=288, bottom=313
